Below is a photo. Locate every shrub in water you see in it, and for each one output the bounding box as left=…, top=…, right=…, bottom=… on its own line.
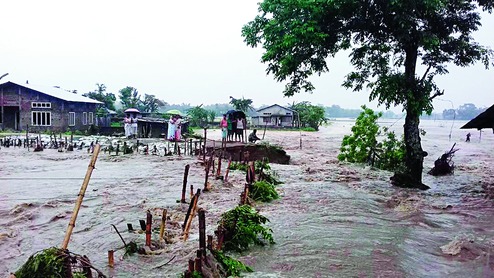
left=250, top=181, right=279, bottom=202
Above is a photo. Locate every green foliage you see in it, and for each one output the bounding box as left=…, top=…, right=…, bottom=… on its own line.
left=73, top=273, right=87, bottom=278
left=250, top=181, right=279, bottom=202
left=229, top=162, right=249, bottom=172
left=186, top=105, right=210, bottom=128
left=375, top=127, right=406, bottom=171
left=15, top=247, right=71, bottom=278
left=290, top=101, right=328, bottom=131
left=124, top=241, right=139, bottom=257
left=212, top=250, right=253, bottom=277
left=142, top=94, right=166, bottom=113
left=218, top=205, right=275, bottom=252
left=83, top=83, right=116, bottom=111
left=110, top=122, right=123, bottom=128
left=338, top=106, right=381, bottom=163
left=243, top=0, right=494, bottom=182
left=338, top=106, right=406, bottom=171
left=229, top=96, right=254, bottom=112
left=301, top=127, right=316, bottom=132
left=119, top=86, right=142, bottom=110
left=255, top=159, right=282, bottom=185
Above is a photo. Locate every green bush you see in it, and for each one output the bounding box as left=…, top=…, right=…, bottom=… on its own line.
left=338, top=106, right=405, bottom=171
left=228, top=162, right=249, bottom=171
left=218, top=205, right=275, bottom=252
left=211, top=250, right=253, bottom=277
left=15, top=247, right=73, bottom=278
left=250, top=181, right=279, bottom=202
left=301, top=127, right=316, bottom=132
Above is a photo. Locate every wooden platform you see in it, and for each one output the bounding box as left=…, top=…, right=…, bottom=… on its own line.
left=205, top=140, right=290, bottom=164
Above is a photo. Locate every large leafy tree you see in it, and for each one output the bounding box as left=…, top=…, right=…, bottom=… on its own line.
left=83, top=83, right=116, bottom=111
left=142, top=94, right=166, bottom=113
left=119, top=86, right=142, bottom=110
left=243, top=0, right=493, bottom=185
left=187, top=105, right=210, bottom=127
left=290, top=101, right=328, bottom=130
left=229, top=96, right=254, bottom=112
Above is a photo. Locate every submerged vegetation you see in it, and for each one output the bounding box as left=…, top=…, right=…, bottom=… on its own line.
left=249, top=181, right=279, bottom=202
left=15, top=248, right=70, bottom=278
left=338, top=106, right=406, bottom=171
left=218, top=205, right=275, bottom=252
left=211, top=250, right=253, bottom=277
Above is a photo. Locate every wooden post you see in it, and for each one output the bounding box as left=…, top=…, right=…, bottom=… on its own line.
left=139, top=220, right=146, bottom=231
left=108, top=250, right=114, bottom=268
left=203, top=128, right=207, bottom=161
left=181, top=164, right=190, bottom=203
left=198, top=209, right=206, bottom=253
left=127, top=223, right=134, bottom=232
left=146, top=210, right=152, bottom=247
left=217, top=228, right=224, bottom=250
left=183, top=189, right=201, bottom=241
left=224, top=157, right=232, bottom=182
left=204, top=157, right=211, bottom=191
left=190, top=139, right=193, bottom=156
left=61, top=144, right=101, bottom=250
left=159, top=209, right=167, bottom=242
left=194, top=257, right=202, bottom=273
left=70, top=132, right=73, bottom=143
left=116, top=143, right=119, bottom=156
left=26, top=124, right=29, bottom=151
left=216, top=153, right=222, bottom=179
left=188, top=259, right=195, bottom=273
left=190, top=184, right=194, bottom=200
left=207, top=235, right=213, bottom=250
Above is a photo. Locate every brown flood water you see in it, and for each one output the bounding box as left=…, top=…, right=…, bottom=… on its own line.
left=1, top=119, right=493, bottom=277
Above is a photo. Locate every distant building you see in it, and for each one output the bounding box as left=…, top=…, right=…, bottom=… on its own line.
left=0, top=81, right=102, bottom=132
left=250, top=104, right=298, bottom=127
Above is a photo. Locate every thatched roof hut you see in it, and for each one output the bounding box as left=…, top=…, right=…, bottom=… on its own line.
left=460, top=104, right=494, bottom=133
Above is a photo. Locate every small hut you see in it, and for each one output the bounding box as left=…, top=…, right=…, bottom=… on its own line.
left=460, top=104, right=494, bottom=133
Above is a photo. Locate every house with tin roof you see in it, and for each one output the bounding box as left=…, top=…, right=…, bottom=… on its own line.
left=0, top=81, right=102, bottom=132
left=250, top=104, right=298, bottom=127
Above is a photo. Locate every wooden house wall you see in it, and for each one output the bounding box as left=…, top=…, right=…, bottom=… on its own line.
left=0, top=84, right=98, bottom=132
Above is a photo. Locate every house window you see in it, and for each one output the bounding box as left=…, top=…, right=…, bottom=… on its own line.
left=263, top=112, right=272, bottom=115
left=83, top=112, right=88, bottom=125
left=263, top=117, right=270, bottom=123
left=69, top=112, right=75, bottom=126
left=88, top=112, right=94, bottom=125
left=31, top=102, right=52, bottom=108
left=32, top=111, right=51, bottom=126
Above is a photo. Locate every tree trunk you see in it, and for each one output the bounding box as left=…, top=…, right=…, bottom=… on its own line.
left=403, top=108, right=424, bottom=183
left=402, top=43, right=425, bottom=184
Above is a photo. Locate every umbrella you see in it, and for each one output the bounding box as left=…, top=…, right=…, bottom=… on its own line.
left=124, top=108, right=140, bottom=113
left=226, top=110, right=246, bottom=120
left=165, top=109, right=183, bottom=116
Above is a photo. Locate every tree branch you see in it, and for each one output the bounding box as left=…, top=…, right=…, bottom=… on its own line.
left=420, top=65, right=432, bottom=83
left=429, top=90, right=444, bottom=101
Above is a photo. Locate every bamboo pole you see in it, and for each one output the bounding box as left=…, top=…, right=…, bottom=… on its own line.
left=216, top=153, right=222, bottom=179
left=190, top=184, right=194, bottom=200
left=203, top=128, right=207, bottom=161
left=146, top=210, right=152, bottom=247
left=181, top=164, right=190, bottom=203
left=183, top=189, right=201, bottom=241
left=159, top=209, right=167, bottom=242
left=108, top=250, right=114, bottom=268
left=224, top=157, right=232, bottom=182
left=61, top=144, right=101, bottom=250
left=198, top=209, right=206, bottom=253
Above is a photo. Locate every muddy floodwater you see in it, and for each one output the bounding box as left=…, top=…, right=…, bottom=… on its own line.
left=1, top=119, right=493, bottom=278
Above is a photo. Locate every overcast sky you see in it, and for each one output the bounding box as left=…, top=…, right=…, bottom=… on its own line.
left=2, top=0, right=493, bottom=113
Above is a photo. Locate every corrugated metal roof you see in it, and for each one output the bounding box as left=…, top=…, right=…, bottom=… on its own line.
left=0, top=81, right=103, bottom=104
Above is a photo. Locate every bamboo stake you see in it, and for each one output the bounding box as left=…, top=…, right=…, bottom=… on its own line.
left=190, top=184, right=194, bottom=200
left=61, top=144, right=101, bottom=250
left=183, top=189, right=201, bottom=241
left=224, top=157, right=232, bottom=182
left=181, top=164, right=190, bottom=203
left=159, top=209, right=167, bottom=242
left=146, top=210, right=152, bottom=247
left=108, top=250, right=114, bottom=268
left=216, top=153, right=222, bottom=179
left=198, top=209, right=206, bottom=253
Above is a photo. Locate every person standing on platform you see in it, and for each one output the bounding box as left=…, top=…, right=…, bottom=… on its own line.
left=220, top=114, right=228, bottom=148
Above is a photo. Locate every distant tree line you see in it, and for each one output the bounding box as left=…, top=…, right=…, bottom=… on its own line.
left=442, top=103, right=487, bottom=120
